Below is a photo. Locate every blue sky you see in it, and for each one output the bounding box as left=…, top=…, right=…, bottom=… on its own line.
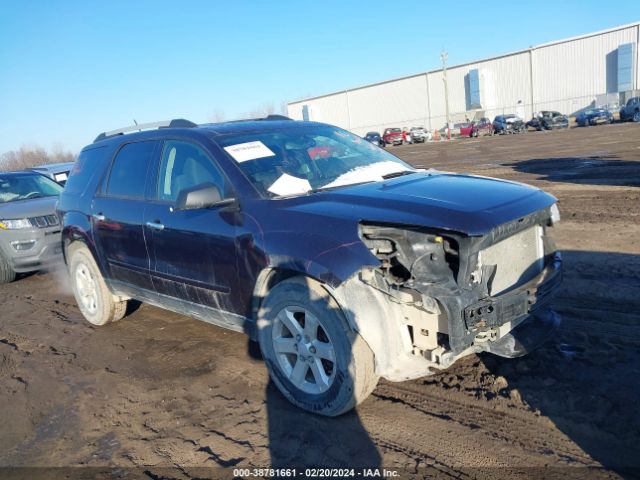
left=0, top=0, right=636, bottom=153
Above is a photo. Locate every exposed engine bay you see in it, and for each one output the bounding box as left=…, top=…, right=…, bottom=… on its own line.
left=339, top=205, right=562, bottom=379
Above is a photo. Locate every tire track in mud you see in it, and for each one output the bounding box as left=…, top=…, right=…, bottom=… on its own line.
left=364, top=381, right=597, bottom=468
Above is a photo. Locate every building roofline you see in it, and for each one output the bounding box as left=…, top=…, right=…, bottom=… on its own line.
left=288, top=21, right=640, bottom=106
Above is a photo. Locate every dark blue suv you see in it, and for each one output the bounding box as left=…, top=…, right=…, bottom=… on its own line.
left=58, top=117, right=562, bottom=415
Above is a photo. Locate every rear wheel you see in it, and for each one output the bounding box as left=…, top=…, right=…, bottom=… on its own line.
left=0, top=251, right=16, bottom=285
left=633, top=111, right=640, bottom=123
left=258, top=277, right=378, bottom=416
left=68, top=243, right=127, bottom=326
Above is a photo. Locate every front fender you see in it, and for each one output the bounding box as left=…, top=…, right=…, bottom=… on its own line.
left=260, top=231, right=377, bottom=288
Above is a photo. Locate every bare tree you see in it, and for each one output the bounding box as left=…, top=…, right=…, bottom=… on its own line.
left=0, top=145, right=76, bottom=172
left=208, top=109, right=227, bottom=123
left=245, top=102, right=276, bottom=119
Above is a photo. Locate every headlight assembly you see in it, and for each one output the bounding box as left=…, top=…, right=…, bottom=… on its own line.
left=0, top=218, right=32, bottom=230
left=550, top=204, right=561, bottom=225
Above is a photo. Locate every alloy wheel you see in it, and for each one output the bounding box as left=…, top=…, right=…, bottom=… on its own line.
left=272, top=306, right=336, bottom=394
left=75, top=262, right=98, bottom=315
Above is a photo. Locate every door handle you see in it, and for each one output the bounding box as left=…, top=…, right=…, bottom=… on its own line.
left=93, top=213, right=105, bottom=222
left=145, top=221, right=165, bottom=231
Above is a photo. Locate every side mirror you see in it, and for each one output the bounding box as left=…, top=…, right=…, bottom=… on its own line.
left=175, top=183, right=235, bottom=211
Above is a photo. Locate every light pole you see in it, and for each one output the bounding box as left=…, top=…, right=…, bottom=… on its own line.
left=441, top=50, right=451, bottom=140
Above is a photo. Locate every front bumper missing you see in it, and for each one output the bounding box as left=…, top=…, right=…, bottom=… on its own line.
left=480, top=309, right=560, bottom=358
left=464, top=254, right=562, bottom=333
left=462, top=252, right=562, bottom=355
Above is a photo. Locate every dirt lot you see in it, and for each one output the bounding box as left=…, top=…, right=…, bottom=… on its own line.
left=1, top=123, right=639, bottom=479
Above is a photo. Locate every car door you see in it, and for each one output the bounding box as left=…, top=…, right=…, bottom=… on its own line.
left=143, top=139, right=241, bottom=317
left=92, top=140, right=159, bottom=291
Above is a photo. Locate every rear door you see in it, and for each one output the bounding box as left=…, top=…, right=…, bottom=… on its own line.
left=143, top=139, right=241, bottom=318
left=92, top=140, right=159, bottom=291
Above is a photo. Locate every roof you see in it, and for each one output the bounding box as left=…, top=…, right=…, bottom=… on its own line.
left=90, top=115, right=304, bottom=147
left=32, top=162, right=75, bottom=171
left=0, top=170, right=44, bottom=177
left=88, top=119, right=328, bottom=150
left=288, top=21, right=640, bottom=105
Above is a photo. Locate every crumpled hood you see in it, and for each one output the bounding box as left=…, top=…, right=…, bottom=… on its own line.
left=0, top=196, right=58, bottom=220
left=283, top=171, right=556, bottom=236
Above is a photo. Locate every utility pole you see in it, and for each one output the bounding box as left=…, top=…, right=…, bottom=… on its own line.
left=441, top=50, right=451, bottom=140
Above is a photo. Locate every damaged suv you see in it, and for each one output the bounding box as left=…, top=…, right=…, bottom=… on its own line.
left=58, top=117, right=561, bottom=416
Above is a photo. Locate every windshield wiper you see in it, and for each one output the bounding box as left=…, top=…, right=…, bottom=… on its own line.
left=382, top=170, right=419, bottom=180
left=309, top=180, right=376, bottom=194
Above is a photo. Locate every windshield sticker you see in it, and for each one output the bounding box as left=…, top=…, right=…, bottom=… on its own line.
left=267, top=173, right=312, bottom=197
left=224, top=141, right=275, bottom=163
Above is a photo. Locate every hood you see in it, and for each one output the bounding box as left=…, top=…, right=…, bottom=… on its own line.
left=0, top=196, right=58, bottom=219
left=282, top=171, right=556, bottom=236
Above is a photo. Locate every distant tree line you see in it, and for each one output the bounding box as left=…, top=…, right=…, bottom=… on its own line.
left=0, top=146, right=76, bottom=172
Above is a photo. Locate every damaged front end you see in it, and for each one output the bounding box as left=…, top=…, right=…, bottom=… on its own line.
left=331, top=206, right=562, bottom=381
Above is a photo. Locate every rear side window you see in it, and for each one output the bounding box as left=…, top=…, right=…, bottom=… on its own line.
left=106, top=141, right=156, bottom=199
left=64, top=147, right=106, bottom=195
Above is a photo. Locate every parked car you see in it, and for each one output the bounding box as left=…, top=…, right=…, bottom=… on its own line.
left=458, top=122, right=474, bottom=137
left=409, top=127, right=429, bottom=143
left=619, top=97, right=640, bottom=122
left=364, top=131, right=383, bottom=147
left=471, top=118, right=494, bottom=137
left=382, top=127, right=403, bottom=146
left=31, top=162, right=76, bottom=185
left=493, top=114, right=526, bottom=134
left=527, top=111, right=569, bottom=131
left=459, top=120, right=493, bottom=138
left=0, top=171, right=64, bottom=283
left=575, top=108, right=613, bottom=126
left=58, top=117, right=562, bottom=416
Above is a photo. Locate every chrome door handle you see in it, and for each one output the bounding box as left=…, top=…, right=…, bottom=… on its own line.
left=93, top=214, right=105, bottom=221
left=145, top=221, right=165, bottom=231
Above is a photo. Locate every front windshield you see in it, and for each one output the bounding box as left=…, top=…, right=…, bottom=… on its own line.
left=216, top=125, right=415, bottom=198
left=0, top=173, right=63, bottom=203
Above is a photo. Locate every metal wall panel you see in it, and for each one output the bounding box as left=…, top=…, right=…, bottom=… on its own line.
left=427, top=51, right=531, bottom=127
left=288, top=24, right=640, bottom=132
left=531, top=25, right=638, bottom=114
left=288, top=91, right=350, bottom=128
left=347, top=74, right=429, bottom=136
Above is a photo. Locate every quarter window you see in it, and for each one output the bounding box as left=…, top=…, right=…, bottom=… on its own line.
left=106, top=141, right=156, bottom=199
left=157, top=140, right=225, bottom=202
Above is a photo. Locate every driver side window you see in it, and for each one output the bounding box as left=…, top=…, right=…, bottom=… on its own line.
left=157, top=140, right=225, bottom=203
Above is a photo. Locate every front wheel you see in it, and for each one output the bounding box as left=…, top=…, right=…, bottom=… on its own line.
left=0, top=251, right=16, bottom=284
left=633, top=111, right=640, bottom=123
left=258, top=277, right=378, bottom=416
left=68, top=243, right=128, bottom=326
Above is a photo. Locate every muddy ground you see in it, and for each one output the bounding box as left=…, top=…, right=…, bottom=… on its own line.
left=1, top=123, right=639, bottom=479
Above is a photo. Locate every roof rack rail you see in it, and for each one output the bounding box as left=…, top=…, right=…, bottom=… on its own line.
left=263, top=114, right=292, bottom=120
left=223, top=114, right=293, bottom=124
left=93, top=118, right=198, bottom=143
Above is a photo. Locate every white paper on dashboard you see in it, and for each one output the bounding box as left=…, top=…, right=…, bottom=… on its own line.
left=224, top=141, right=275, bottom=163
left=267, top=173, right=312, bottom=196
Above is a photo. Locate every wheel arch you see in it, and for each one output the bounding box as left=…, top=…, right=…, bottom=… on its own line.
left=251, top=267, right=357, bottom=330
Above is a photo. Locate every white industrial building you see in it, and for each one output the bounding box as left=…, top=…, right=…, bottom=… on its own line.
left=287, top=22, right=640, bottom=135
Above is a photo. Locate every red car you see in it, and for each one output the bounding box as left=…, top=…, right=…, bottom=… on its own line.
left=458, top=122, right=474, bottom=137
left=382, top=128, right=403, bottom=146
left=460, top=118, right=494, bottom=137
left=471, top=117, right=494, bottom=137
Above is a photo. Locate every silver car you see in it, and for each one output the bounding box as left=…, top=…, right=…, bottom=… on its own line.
left=31, top=161, right=75, bottom=185
left=0, top=171, right=64, bottom=283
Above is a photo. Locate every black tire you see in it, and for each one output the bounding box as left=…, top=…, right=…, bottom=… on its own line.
left=68, top=242, right=127, bottom=326
left=257, top=277, right=378, bottom=416
left=633, top=110, right=640, bottom=123
left=0, top=251, right=16, bottom=285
